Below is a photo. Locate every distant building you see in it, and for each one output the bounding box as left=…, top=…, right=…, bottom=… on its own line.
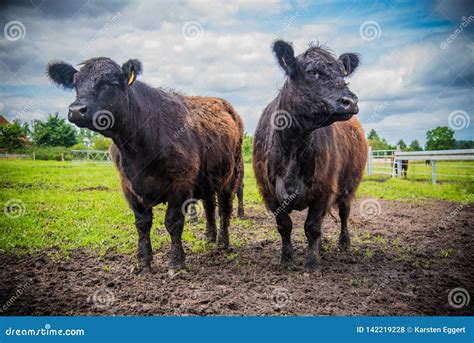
left=0, top=115, right=10, bottom=125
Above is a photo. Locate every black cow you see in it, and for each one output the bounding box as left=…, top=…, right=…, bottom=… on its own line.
left=253, top=41, right=368, bottom=273
left=47, top=57, right=244, bottom=273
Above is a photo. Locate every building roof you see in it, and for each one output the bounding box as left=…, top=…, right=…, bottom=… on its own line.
left=0, top=115, right=10, bottom=125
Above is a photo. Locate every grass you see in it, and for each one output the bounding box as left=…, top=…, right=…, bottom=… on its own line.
left=0, top=159, right=472, bottom=255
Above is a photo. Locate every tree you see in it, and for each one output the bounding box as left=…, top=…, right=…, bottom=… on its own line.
left=77, top=128, right=96, bottom=147
left=0, top=120, right=29, bottom=151
left=32, top=113, right=77, bottom=147
left=92, top=135, right=112, bottom=150
left=408, top=140, right=423, bottom=151
left=396, top=139, right=407, bottom=151
left=455, top=140, right=474, bottom=149
left=367, top=129, right=379, bottom=140
left=425, top=126, right=456, bottom=151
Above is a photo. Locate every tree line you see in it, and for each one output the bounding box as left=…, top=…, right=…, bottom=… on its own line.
left=0, top=113, right=111, bottom=152
left=367, top=127, right=473, bottom=151
left=0, top=113, right=472, bottom=154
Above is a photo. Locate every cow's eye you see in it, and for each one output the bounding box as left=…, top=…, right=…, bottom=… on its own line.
left=307, top=70, right=318, bottom=76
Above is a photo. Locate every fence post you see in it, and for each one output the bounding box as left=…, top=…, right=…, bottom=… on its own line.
left=61, top=153, right=64, bottom=162
left=367, top=146, right=372, bottom=176
left=396, top=145, right=402, bottom=178
left=32, top=152, right=35, bottom=161
left=432, top=160, right=436, bottom=185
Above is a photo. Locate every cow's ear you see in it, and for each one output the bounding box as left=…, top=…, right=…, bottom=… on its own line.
left=47, top=61, right=77, bottom=89
left=338, top=53, right=360, bottom=76
left=122, top=59, right=142, bottom=86
left=272, top=40, right=297, bottom=77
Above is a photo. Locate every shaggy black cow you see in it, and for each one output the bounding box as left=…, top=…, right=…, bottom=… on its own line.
left=47, top=57, right=244, bottom=273
left=253, top=40, right=368, bottom=273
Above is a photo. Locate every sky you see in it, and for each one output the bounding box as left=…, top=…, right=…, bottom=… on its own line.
left=0, top=0, right=472, bottom=146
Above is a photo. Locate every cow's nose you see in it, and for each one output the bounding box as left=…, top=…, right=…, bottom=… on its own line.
left=68, top=104, right=88, bottom=121
left=339, top=96, right=359, bottom=114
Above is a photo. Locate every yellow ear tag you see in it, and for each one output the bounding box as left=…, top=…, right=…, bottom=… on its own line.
left=127, top=70, right=135, bottom=86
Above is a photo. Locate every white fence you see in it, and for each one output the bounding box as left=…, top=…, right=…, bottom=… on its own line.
left=71, top=150, right=110, bottom=162
left=367, top=147, right=474, bottom=184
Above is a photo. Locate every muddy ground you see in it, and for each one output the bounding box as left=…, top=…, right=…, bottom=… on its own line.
left=1, top=199, right=473, bottom=316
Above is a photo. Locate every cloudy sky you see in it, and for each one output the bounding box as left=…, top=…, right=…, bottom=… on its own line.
left=0, top=0, right=472, bottom=145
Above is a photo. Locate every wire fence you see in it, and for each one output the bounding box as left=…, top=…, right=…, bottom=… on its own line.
left=0, top=153, right=30, bottom=159
left=70, top=150, right=111, bottom=162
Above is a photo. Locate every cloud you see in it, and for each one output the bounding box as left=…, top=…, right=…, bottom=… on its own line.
left=0, top=0, right=472, bottom=145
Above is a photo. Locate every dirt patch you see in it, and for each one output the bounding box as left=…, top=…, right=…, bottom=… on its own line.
left=0, top=199, right=472, bottom=316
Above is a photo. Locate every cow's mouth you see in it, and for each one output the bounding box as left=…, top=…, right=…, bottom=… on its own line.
left=333, top=112, right=355, bottom=120
left=68, top=118, right=90, bottom=128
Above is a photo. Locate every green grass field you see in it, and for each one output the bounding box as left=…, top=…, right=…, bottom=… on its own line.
left=1, top=160, right=472, bottom=256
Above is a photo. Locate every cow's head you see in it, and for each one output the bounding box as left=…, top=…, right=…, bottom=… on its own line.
left=47, top=57, right=142, bottom=135
left=273, top=40, right=360, bottom=130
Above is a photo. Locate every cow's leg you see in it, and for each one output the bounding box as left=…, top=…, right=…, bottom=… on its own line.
left=217, top=190, right=233, bottom=249
left=203, top=194, right=217, bottom=243
left=237, top=183, right=244, bottom=219
left=338, top=199, right=351, bottom=251
left=134, top=206, right=153, bottom=273
left=276, top=211, right=294, bottom=268
left=165, top=195, right=186, bottom=271
left=122, top=185, right=153, bottom=273
left=304, top=202, right=326, bottom=273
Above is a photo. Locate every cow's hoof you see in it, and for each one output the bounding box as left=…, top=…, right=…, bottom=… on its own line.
left=303, top=258, right=322, bottom=275
left=217, top=244, right=231, bottom=252
left=206, top=234, right=217, bottom=243
left=303, top=265, right=322, bottom=277
left=217, top=238, right=230, bottom=250
left=338, top=239, right=351, bottom=251
left=134, top=265, right=152, bottom=275
left=280, top=260, right=298, bottom=271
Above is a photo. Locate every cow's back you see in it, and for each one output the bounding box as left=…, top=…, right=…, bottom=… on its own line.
left=184, top=96, right=244, bottom=194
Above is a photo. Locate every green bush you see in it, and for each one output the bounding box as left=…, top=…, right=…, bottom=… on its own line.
left=243, top=134, right=252, bottom=163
